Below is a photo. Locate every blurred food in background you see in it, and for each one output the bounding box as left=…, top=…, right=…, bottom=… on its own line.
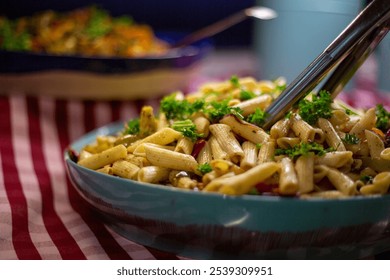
left=0, top=5, right=169, bottom=57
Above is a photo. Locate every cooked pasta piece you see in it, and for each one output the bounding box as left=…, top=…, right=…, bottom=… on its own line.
left=209, top=124, right=244, bottom=164
left=78, top=144, right=127, bottom=170
left=137, top=166, right=170, bottom=183
left=209, top=136, right=229, bottom=160
left=169, top=170, right=198, bottom=189
left=96, top=165, right=113, bottom=175
left=291, top=115, right=325, bottom=143
left=203, top=162, right=280, bottom=195
left=112, top=160, right=140, bottom=179
left=210, top=159, right=243, bottom=176
left=220, top=115, right=269, bottom=144
left=279, top=157, right=299, bottom=195
left=139, top=105, right=157, bottom=137
left=321, top=165, right=357, bottom=195
left=360, top=172, right=390, bottom=195
left=317, top=118, right=346, bottom=151
left=270, top=118, right=291, bottom=139
left=364, top=129, right=385, bottom=159
left=192, top=114, right=210, bottom=138
left=257, top=139, right=276, bottom=164
left=349, top=108, right=376, bottom=137
left=175, top=137, right=194, bottom=155
left=241, top=141, right=258, bottom=170
left=79, top=150, right=92, bottom=161
left=276, top=137, right=300, bottom=149
left=380, top=148, right=390, bottom=160
left=143, top=144, right=199, bottom=174
left=196, top=141, right=212, bottom=165
left=235, top=95, right=272, bottom=116
left=315, top=151, right=353, bottom=168
left=329, top=109, right=350, bottom=126
left=128, top=127, right=182, bottom=153
left=295, top=153, right=314, bottom=194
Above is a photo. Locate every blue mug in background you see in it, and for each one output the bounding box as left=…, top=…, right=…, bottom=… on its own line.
left=378, top=34, right=390, bottom=93
left=254, top=0, right=362, bottom=90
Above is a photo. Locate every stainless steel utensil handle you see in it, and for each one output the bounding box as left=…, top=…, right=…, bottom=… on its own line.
left=262, top=0, right=390, bottom=130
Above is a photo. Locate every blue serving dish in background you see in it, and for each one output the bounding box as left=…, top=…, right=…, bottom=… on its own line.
left=65, top=123, right=390, bottom=259
left=0, top=32, right=212, bottom=100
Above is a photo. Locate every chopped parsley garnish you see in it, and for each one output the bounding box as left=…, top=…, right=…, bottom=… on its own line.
left=240, top=90, right=256, bottom=101
left=360, top=175, right=373, bottom=184
left=0, top=18, right=31, bottom=51
left=172, top=119, right=203, bottom=141
left=375, top=104, right=390, bottom=131
left=204, top=100, right=243, bottom=122
left=342, top=133, right=360, bottom=145
left=160, top=93, right=204, bottom=120
left=197, top=163, right=212, bottom=174
left=345, top=108, right=356, bottom=116
left=298, top=90, right=333, bottom=125
left=275, top=142, right=332, bottom=159
left=246, top=108, right=267, bottom=127
left=230, top=75, right=240, bottom=87
left=84, top=6, right=112, bottom=39
left=124, top=118, right=140, bottom=135
left=275, top=83, right=287, bottom=93
left=160, top=92, right=244, bottom=122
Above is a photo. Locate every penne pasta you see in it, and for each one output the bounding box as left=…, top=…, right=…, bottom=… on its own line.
left=143, top=144, right=199, bottom=174
left=209, top=124, right=244, bottom=164
left=291, top=115, right=325, bottom=143
left=295, top=153, right=314, bottom=194
left=317, top=118, right=346, bottom=151
left=203, top=162, right=280, bottom=195
left=78, top=144, right=127, bottom=170
left=220, top=115, right=269, bottom=144
left=76, top=76, right=390, bottom=198
left=279, top=157, right=299, bottom=195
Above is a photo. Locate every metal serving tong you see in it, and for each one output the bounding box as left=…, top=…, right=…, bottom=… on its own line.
left=262, top=0, right=390, bottom=130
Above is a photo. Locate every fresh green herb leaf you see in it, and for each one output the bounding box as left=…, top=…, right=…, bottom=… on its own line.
left=0, top=18, right=31, bottom=51
left=240, top=90, right=256, bottom=101
left=285, top=111, right=292, bottom=119
left=197, top=163, right=212, bottom=174
left=342, top=133, right=360, bottom=145
left=275, top=142, right=332, bottom=159
left=275, top=83, right=287, bottom=92
left=345, top=108, right=355, bottom=116
left=85, top=6, right=111, bottom=39
left=172, top=119, right=203, bottom=141
left=230, top=75, right=240, bottom=87
left=375, top=104, right=390, bottom=131
left=298, top=90, right=333, bottom=125
left=360, top=175, right=373, bottom=184
left=160, top=93, right=204, bottom=120
left=124, top=118, right=140, bottom=135
left=204, top=100, right=243, bottom=122
left=246, top=108, right=267, bottom=127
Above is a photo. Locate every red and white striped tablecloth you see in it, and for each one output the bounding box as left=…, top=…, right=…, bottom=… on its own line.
left=1, top=52, right=390, bottom=260
left=0, top=94, right=186, bottom=259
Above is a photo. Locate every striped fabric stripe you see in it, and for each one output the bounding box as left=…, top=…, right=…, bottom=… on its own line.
left=0, top=94, right=179, bottom=260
